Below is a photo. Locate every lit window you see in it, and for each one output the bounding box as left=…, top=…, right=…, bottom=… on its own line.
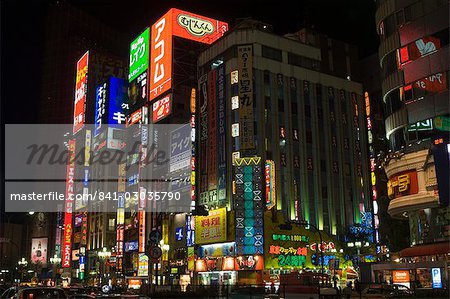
left=399, top=46, right=410, bottom=64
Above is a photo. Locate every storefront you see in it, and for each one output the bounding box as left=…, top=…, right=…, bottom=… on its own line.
left=195, top=242, right=238, bottom=286
left=263, top=211, right=350, bottom=285
left=370, top=242, right=449, bottom=289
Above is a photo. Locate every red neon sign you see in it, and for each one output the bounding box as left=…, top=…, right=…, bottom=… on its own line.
left=62, top=140, right=75, bottom=268
left=149, top=9, right=228, bottom=102
left=73, top=52, right=89, bottom=134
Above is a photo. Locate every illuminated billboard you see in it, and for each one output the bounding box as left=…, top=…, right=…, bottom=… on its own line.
left=73, top=51, right=89, bottom=134
left=94, top=77, right=128, bottom=136
left=150, top=12, right=173, bottom=101
left=129, top=28, right=150, bottom=82
left=152, top=94, right=171, bottom=123
left=195, top=208, right=227, bottom=245
left=171, top=8, right=228, bottom=44
left=31, top=238, right=48, bottom=267
left=62, top=140, right=76, bottom=268
left=149, top=8, right=228, bottom=101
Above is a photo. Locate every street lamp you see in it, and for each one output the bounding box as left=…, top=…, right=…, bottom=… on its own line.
left=18, top=258, right=28, bottom=282
left=50, top=255, right=61, bottom=285
left=98, top=248, right=111, bottom=285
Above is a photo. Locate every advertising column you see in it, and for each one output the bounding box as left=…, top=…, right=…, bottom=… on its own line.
left=237, top=45, right=255, bottom=152
left=233, top=157, right=264, bottom=284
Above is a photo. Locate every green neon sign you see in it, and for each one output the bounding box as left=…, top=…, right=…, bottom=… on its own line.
left=129, top=28, right=150, bottom=82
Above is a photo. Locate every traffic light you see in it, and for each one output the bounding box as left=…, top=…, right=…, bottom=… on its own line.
left=192, top=205, right=209, bottom=216
left=297, top=220, right=308, bottom=226
left=278, top=222, right=293, bottom=230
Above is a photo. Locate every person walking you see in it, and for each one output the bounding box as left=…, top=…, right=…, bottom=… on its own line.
left=343, top=281, right=353, bottom=299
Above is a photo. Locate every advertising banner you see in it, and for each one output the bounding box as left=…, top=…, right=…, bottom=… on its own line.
left=138, top=253, right=149, bottom=276
left=199, top=242, right=235, bottom=257
left=237, top=45, right=254, bottom=150
left=152, top=94, right=172, bottom=123
left=233, top=157, right=263, bottom=255
left=392, top=270, right=410, bottom=284
left=265, top=160, right=276, bottom=209
left=207, top=70, right=217, bottom=191
left=150, top=12, right=173, bottom=101
left=62, top=139, right=75, bottom=268
left=73, top=51, right=89, bottom=135
left=150, top=9, right=228, bottom=102
left=217, top=65, right=226, bottom=203
left=138, top=211, right=146, bottom=253
left=129, top=28, right=150, bottom=82
left=171, top=8, right=228, bottom=44
left=31, top=238, right=48, bottom=267
left=195, top=208, right=227, bottom=245
left=387, top=170, right=419, bottom=199
left=199, top=74, right=208, bottom=196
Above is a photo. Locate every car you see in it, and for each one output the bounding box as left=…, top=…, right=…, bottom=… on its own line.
left=1, top=286, right=67, bottom=298
left=362, top=284, right=413, bottom=298
left=69, top=295, right=96, bottom=299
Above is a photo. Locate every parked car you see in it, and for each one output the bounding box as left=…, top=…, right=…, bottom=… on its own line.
left=1, top=286, right=67, bottom=298
left=362, top=284, right=413, bottom=298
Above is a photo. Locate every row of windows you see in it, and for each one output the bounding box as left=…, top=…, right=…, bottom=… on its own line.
left=385, top=71, right=449, bottom=116
left=397, top=28, right=449, bottom=67
left=378, top=0, right=447, bottom=40
left=261, top=45, right=321, bottom=71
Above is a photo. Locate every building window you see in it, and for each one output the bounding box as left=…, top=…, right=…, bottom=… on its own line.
left=262, top=45, right=282, bottom=62
left=305, top=105, right=311, bottom=118
left=278, top=99, right=284, bottom=112
left=306, top=130, right=313, bottom=144
left=291, top=102, right=298, bottom=114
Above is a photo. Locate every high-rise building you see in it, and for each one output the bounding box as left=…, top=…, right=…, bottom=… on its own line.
left=39, top=0, right=127, bottom=124
left=375, top=0, right=449, bottom=285
left=194, top=19, right=372, bottom=285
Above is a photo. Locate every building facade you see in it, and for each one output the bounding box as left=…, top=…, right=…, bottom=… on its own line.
left=194, top=20, right=372, bottom=285
left=375, top=0, right=449, bottom=288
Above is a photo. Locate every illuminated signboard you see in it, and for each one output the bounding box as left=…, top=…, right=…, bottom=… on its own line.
left=150, top=9, right=228, bottom=101
left=172, top=8, right=228, bottom=44
left=95, top=83, right=107, bottom=136
left=233, top=157, right=264, bottom=255
left=407, top=119, right=433, bottom=131
left=128, top=71, right=147, bottom=113
left=186, top=215, right=195, bottom=247
left=62, top=140, right=75, bottom=268
left=265, top=160, right=276, bottom=209
left=195, top=208, right=227, bottom=245
left=108, top=77, right=128, bottom=125
left=31, top=238, right=48, bottom=267
left=272, top=234, right=309, bottom=242
left=388, top=170, right=419, bottom=198
left=124, top=241, right=139, bottom=252
left=138, top=253, right=149, bottom=276
left=269, top=244, right=307, bottom=267
left=152, top=94, right=171, bottom=123
left=237, top=45, right=255, bottom=150
left=393, top=270, right=410, bottom=284
left=138, top=211, right=146, bottom=252
left=235, top=255, right=264, bottom=270
left=432, top=268, right=442, bottom=288
left=129, top=28, right=150, bottom=82
left=198, top=242, right=235, bottom=257
left=73, top=51, right=89, bottom=134
left=95, top=78, right=128, bottom=136
left=150, top=12, right=173, bottom=101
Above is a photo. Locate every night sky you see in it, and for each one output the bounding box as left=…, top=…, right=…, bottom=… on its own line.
left=1, top=0, right=379, bottom=124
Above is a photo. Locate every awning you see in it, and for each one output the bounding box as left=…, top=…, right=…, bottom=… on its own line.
left=399, top=242, right=450, bottom=258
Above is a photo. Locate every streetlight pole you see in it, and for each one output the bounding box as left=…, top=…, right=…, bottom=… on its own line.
left=18, top=258, right=28, bottom=283
left=50, top=254, right=61, bottom=286
left=98, top=247, right=111, bottom=286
